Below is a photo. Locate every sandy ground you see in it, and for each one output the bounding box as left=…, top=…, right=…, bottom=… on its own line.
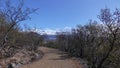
left=21, top=47, right=82, bottom=68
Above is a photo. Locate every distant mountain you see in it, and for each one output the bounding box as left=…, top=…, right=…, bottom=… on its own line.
left=44, top=35, right=57, bottom=41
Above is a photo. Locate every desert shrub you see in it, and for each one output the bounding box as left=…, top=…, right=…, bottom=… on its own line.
left=0, top=0, right=42, bottom=59
left=52, top=8, right=120, bottom=68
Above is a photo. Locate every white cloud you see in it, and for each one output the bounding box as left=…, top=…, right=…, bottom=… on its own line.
left=28, top=27, right=72, bottom=35
left=41, top=28, right=58, bottom=35
left=63, top=26, right=72, bottom=31
left=30, top=28, right=58, bottom=35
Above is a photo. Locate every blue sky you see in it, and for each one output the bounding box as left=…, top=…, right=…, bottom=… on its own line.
left=19, top=0, right=120, bottom=34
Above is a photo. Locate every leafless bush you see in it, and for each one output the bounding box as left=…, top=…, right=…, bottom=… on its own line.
left=54, top=8, right=120, bottom=68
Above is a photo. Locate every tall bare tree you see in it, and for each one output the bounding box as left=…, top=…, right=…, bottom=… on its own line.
left=0, top=0, right=37, bottom=57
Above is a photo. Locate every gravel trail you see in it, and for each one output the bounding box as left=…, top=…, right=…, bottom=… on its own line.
left=21, top=47, right=82, bottom=68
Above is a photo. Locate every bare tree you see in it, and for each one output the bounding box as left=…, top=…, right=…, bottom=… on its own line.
left=97, top=8, right=120, bottom=68
left=53, top=8, right=120, bottom=68
left=0, top=0, right=37, bottom=57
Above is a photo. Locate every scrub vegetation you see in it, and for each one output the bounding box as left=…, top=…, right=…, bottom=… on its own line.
left=0, top=0, right=120, bottom=68
left=0, top=0, right=44, bottom=67
left=45, top=8, right=120, bottom=68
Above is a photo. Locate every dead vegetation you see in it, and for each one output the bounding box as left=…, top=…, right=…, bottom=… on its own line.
left=0, top=0, right=44, bottom=68
left=45, top=8, right=120, bottom=68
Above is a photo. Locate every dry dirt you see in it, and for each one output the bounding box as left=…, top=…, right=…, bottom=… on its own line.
left=21, top=47, right=82, bottom=68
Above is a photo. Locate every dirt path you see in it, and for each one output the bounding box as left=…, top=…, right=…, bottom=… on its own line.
left=21, top=47, right=82, bottom=68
